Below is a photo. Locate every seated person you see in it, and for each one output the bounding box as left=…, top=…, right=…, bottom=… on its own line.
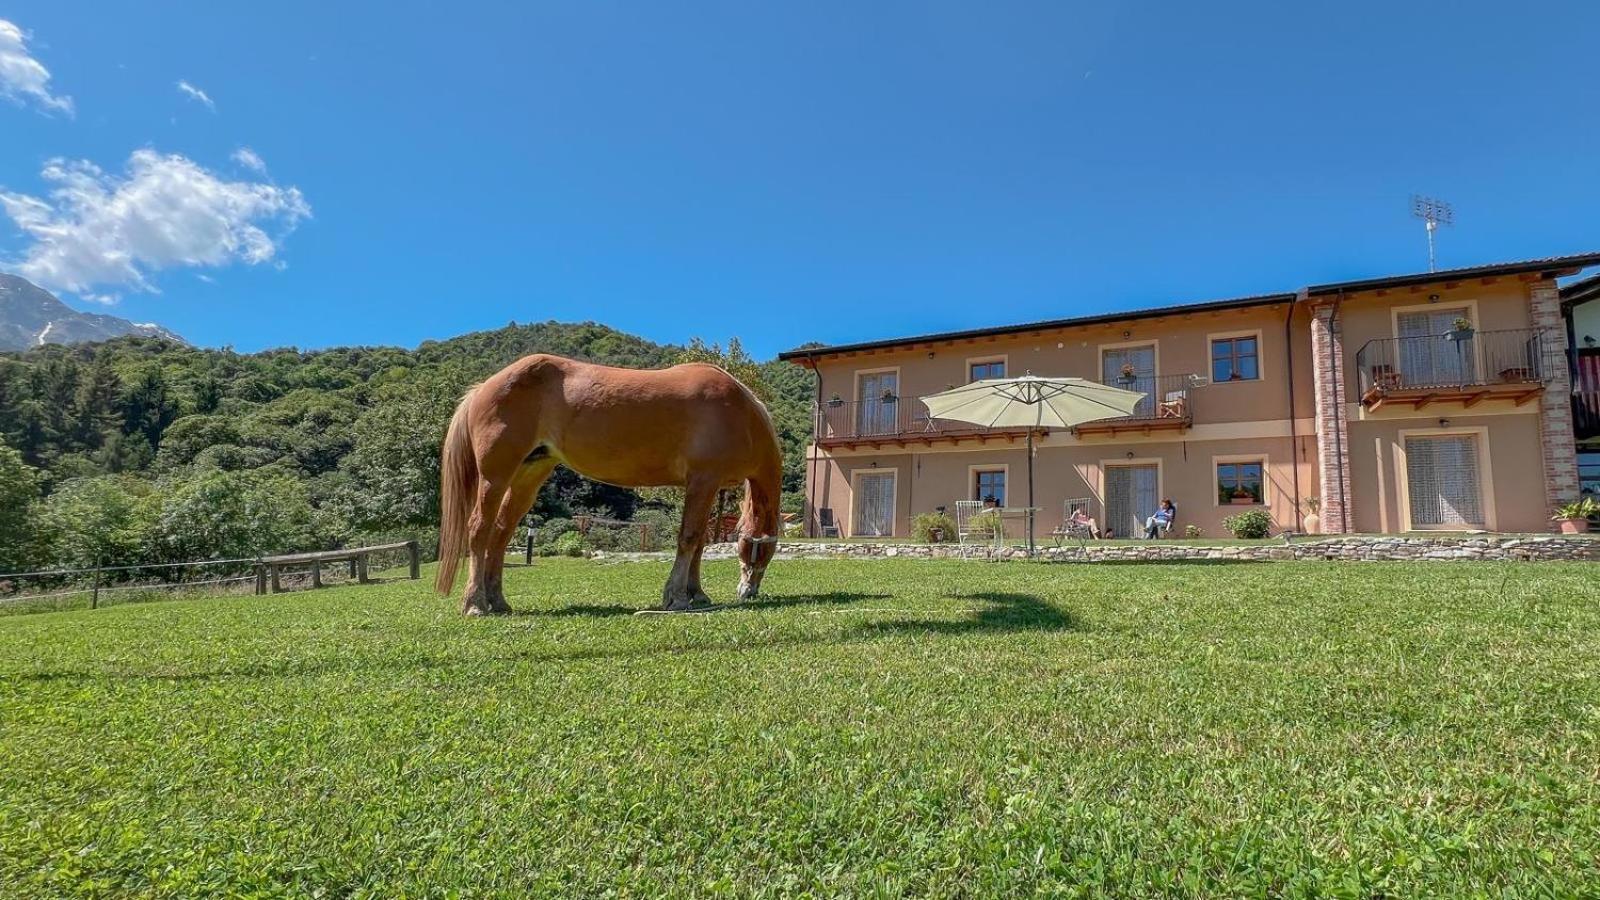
left=1143, top=499, right=1176, bottom=539
left=1068, top=507, right=1101, bottom=539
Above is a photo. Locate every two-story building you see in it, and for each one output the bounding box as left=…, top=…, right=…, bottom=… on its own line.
left=781, top=253, right=1600, bottom=539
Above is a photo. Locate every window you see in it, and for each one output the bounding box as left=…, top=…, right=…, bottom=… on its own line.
left=973, top=469, right=1006, bottom=506
left=1578, top=450, right=1600, bottom=499
left=1211, top=336, right=1259, bottom=382
left=970, top=360, right=1005, bottom=382
left=1217, top=460, right=1264, bottom=505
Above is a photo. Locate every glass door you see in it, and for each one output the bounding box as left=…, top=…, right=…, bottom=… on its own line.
left=1405, top=434, right=1484, bottom=528
left=1102, top=345, right=1156, bottom=416
left=1397, top=308, right=1475, bottom=387
left=853, top=472, right=896, bottom=536
left=1104, top=464, right=1158, bottom=538
left=856, top=371, right=899, bottom=436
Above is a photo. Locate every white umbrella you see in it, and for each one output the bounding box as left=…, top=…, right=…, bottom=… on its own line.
left=919, top=375, right=1147, bottom=553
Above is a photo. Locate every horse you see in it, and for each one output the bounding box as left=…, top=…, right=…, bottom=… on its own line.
left=434, top=354, right=783, bottom=616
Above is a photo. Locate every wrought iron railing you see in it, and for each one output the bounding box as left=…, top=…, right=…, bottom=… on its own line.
left=1086, top=373, right=1199, bottom=423
left=1354, top=328, right=1557, bottom=399
left=813, top=374, right=1200, bottom=442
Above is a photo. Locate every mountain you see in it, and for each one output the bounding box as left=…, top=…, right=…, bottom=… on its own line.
left=0, top=274, right=185, bottom=351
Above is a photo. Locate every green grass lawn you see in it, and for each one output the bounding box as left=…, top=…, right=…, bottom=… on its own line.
left=3, top=559, right=1598, bottom=897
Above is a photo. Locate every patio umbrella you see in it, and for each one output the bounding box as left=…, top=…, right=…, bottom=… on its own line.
left=919, top=375, right=1147, bottom=554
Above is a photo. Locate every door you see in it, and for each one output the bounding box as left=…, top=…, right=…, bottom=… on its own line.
left=1405, top=434, right=1484, bottom=528
left=1397, top=308, right=1475, bottom=387
left=1102, top=345, right=1156, bottom=416
left=853, top=472, right=896, bottom=536
left=1104, top=464, right=1158, bottom=538
left=856, top=371, right=899, bottom=436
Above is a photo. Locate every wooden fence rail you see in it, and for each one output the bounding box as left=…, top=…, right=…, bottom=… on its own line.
left=256, top=541, right=420, bottom=594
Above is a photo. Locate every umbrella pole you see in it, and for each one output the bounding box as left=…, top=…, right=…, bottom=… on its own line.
left=1026, top=429, right=1036, bottom=557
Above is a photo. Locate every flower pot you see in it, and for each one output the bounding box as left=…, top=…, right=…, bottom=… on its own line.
left=1445, top=328, right=1474, bottom=343
left=1302, top=512, right=1321, bottom=535
left=1555, top=517, right=1591, bottom=535
left=1230, top=496, right=1255, bottom=505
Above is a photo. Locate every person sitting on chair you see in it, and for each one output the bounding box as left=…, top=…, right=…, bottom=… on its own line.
left=1144, top=499, right=1176, bottom=539
left=1069, top=507, right=1101, bottom=539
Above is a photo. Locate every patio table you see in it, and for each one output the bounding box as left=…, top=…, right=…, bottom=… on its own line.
left=992, top=507, right=1041, bottom=551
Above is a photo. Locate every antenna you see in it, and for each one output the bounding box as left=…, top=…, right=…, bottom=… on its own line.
left=1411, top=195, right=1453, bottom=272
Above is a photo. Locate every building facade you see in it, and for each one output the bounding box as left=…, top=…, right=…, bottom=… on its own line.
left=782, top=254, right=1600, bottom=539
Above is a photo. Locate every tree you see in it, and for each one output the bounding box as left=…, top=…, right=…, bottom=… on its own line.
left=38, top=476, right=160, bottom=570
left=156, top=469, right=316, bottom=561
left=121, top=366, right=179, bottom=449
left=0, top=442, right=44, bottom=572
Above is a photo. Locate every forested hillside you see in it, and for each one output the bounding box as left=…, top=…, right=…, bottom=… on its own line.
left=0, top=322, right=815, bottom=574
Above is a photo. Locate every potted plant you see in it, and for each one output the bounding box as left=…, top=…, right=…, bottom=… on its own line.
left=1229, top=487, right=1256, bottom=505
left=880, top=388, right=897, bottom=404
left=1302, top=496, right=1322, bottom=535
left=1551, top=497, right=1598, bottom=534
left=1117, top=362, right=1137, bottom=385
left=1445, top=317, right=1475, bottom=342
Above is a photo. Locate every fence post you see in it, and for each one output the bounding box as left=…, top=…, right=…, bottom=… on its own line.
left=311, top=559, right=323, bottom=589
left=525, top=526, right=533, bottom=565
left=407, top=541, right=420, bottom=580
left=90, top=566, right=101, bottom=610
left=254, top=560, right=267, bottom=596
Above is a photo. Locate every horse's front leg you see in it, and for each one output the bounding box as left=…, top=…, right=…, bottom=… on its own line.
left=663, top=477, right=718, bottom=610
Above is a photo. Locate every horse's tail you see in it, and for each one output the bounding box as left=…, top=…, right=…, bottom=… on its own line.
left=434, top=389, right=478, bottom=595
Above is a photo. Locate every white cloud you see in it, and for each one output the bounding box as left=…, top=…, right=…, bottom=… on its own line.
left=0, top=19, right=73, bottom=116
left=176, top=79, right=215, bottom=110
left=231, top=147, right=267, bottom=173
left=0, top=149, right=310, bottom=299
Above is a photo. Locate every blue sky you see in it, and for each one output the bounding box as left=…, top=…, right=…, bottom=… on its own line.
left=2, top=1, right=1598, bottom=357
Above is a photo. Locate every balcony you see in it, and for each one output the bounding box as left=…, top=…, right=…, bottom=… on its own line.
left=813, top=374, right=1200, bottom=448
left=1354, top=328, right=1556, bottom=411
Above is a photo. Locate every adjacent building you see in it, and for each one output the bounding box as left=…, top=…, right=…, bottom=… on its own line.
left=781, top=253, right=1600, bottom=538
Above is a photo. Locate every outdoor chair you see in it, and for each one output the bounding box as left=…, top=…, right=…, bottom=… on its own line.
left=1049, top=498, right=1098, bottom=550
left=954, top=500, right=991, bottom=558
left=1146, top=503, right=1178, bottom=539
left=817, top=507, right=841, bottom=538
left=1157, top=390, right=1188, bottom=419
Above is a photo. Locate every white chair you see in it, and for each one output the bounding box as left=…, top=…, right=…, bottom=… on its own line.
left=1050, top=498, right=1098, bottom=548
left=954, top=500, right=990, bottom=558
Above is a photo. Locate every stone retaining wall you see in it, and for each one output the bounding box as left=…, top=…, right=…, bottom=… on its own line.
left=699, top=536, right=1600, bottom=563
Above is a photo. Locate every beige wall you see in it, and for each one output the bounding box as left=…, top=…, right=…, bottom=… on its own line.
left=1347, top=413, right=1546, bottom=533
left=1336, top=279, right=1537, bottom=395
left=812, top=434, right=1320, bottom=539
left=811, top=301, right=1316, bottom=427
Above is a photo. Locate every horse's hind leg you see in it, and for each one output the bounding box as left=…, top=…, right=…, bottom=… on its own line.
left=663, top=475, right=718, bottom=611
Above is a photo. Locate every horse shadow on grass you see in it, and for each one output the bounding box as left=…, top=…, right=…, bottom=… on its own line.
left=848, top=590, right=1084, bottom=639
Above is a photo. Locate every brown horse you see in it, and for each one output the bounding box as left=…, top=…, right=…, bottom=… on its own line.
left=435, top=354, right=783, bottom=615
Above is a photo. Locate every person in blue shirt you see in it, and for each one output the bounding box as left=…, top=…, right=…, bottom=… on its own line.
left=1144, top=499, right=1176, bottom=539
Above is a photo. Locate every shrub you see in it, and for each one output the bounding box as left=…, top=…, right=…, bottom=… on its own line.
left=912, top=511, right=957, bottom=544
left=959, top=510, right=1002, bottom=540
left=553, top=531, right=587, bottom=557
left=1222, top=508, right=1272, bottom=539
left=1183, top=524, right=1203, bottom=539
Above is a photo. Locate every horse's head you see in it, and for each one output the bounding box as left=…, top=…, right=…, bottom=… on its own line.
left=736, top=534, right=778, bottom=600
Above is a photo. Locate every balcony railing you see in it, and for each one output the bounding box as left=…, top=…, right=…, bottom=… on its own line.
left=1355, top=328, right=1557, bottom=404
left=813, top=374, right=1200, bottom=444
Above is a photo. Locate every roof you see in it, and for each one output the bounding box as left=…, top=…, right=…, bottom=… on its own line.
left=1561, top=272, right=1600, bottom=307
left=775, top=291, right=1297, bottom=361
left=780, top=252, right=1600, bottom=362
left=1303, top=252, right=1600, bottom=297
